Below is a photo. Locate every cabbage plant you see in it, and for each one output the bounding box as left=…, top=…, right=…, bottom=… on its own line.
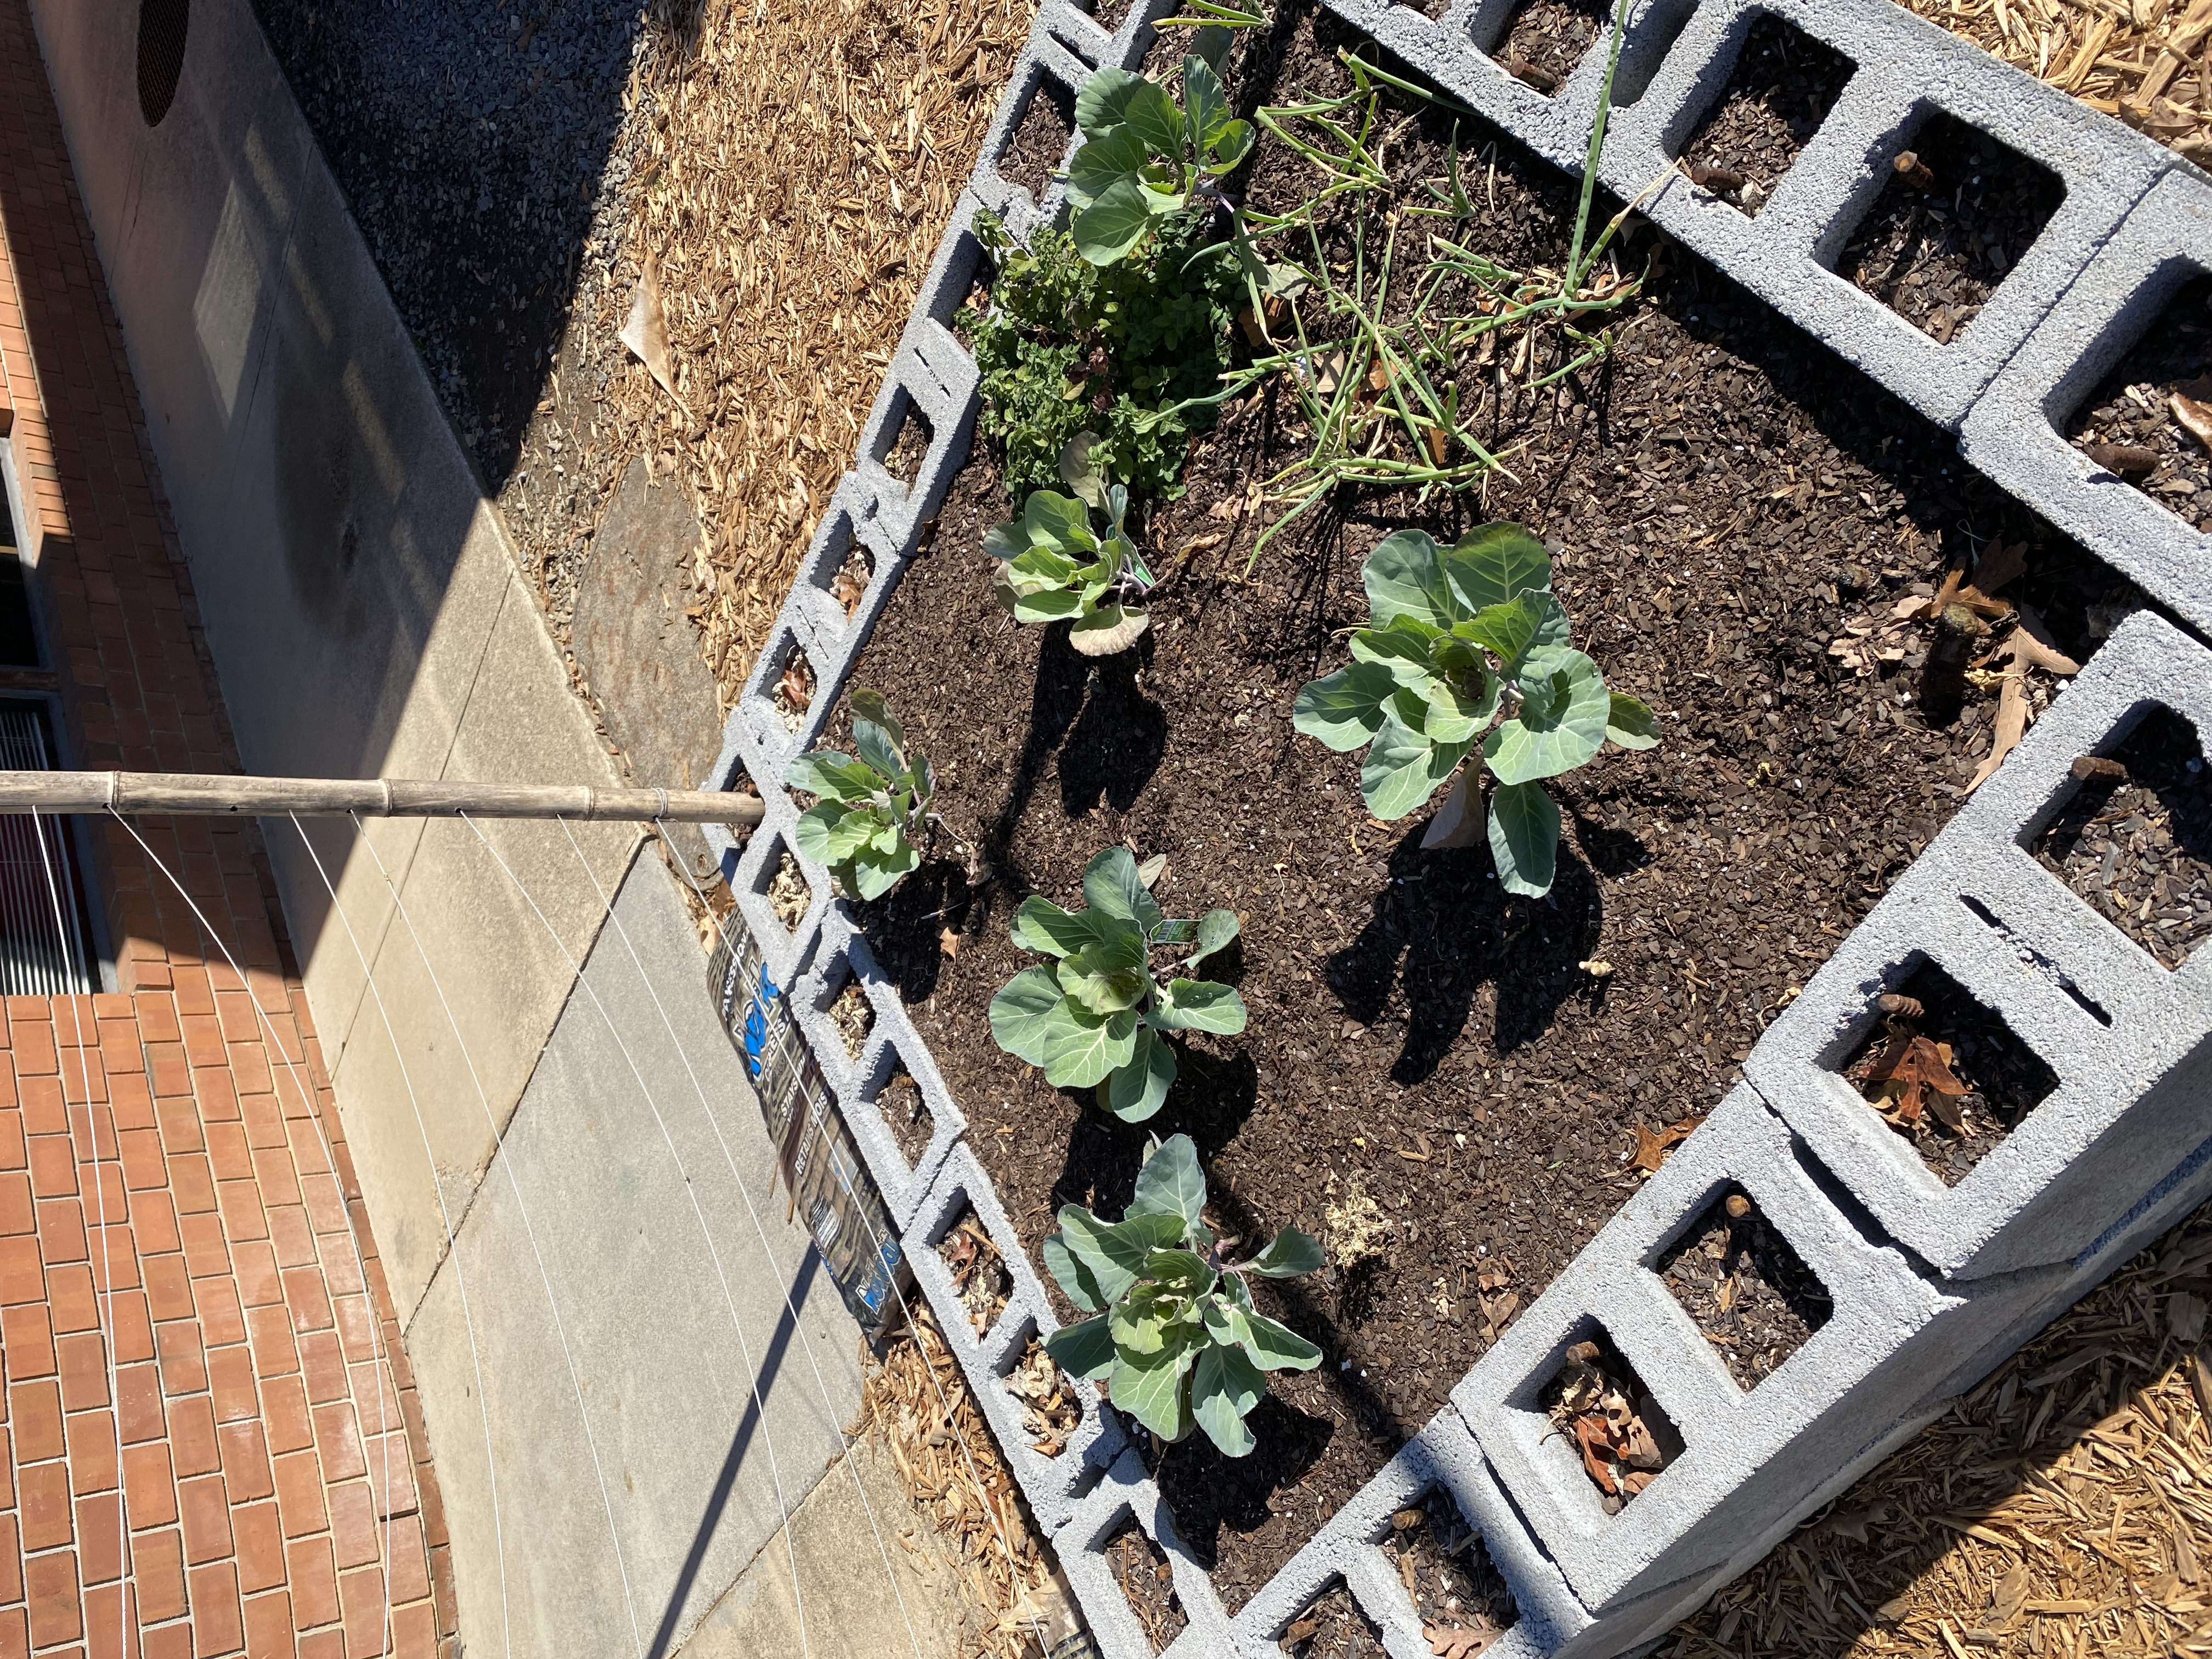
left=1293, top=522, right=1658, bottom=897
left=1042, top=1133, right=1322, bottom=1456
left=784, top=690, right=934, bottom=900
left=988, top=849, right=1241, bottom=1121
left=986, top=435, right=1155, bottom=656
left=1064, top=57, right=1252, bottom=265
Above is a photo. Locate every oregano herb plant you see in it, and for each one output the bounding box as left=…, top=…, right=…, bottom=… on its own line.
left=1292, top=521, right=1658, bottom=897
left=986, top=435, right=1157, bottom=657
left=783, top=690, right=935, bottom=901
left=1042, top=1133, right=1322, bottom=1457
left=988, top=848, right=1243, bottom=1121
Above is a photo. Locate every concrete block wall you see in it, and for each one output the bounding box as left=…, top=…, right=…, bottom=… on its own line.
left=692, top=0, right=2212, bottom=1654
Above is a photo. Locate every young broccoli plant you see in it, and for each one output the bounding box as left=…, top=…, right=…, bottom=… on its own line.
left=1042, top=1133, right=1322, bottom=1457
left=1065, top=55, right=1252, bottom=265
left=783, top=690, right=935, bottom=901
left=1293, top=521, right=1658, bottom=898
left=988, top=849, right=1242, bottom=1121
left=986, top=435, right=1156, bottom=656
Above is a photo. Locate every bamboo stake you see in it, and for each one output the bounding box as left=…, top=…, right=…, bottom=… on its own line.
left=0, top=770, right=767, bottom=827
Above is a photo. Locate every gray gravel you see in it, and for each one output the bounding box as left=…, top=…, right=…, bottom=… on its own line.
left=250, top=0, right=667, bottom=488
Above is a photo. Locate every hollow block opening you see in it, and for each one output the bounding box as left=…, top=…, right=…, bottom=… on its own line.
left=2034, top=705, right=2212, bottom=970
left=1000, top=75, right=1077, bottom=199
left=1676, top=13, right=1857, bottom=217
left=937, top=1201, right=1013, bottom=1335
left=1837, top=959, right=2060, bottom=1187
left=1106, top=1519, right=1190, bottom=1654
left=1534, top=1325, right=1683, bottom=1515
left=1278, top=1576, right=1383, bottom=1657
left=1491, top=0, right=1609, bottom=96
left=827, top=973, right=875, bottom=1062
left=761, top=843, right=814, bottom=936
left=878, top=393, right=935, bottom=486
left=771, top=640, right=816, bottom=733
left=1384, top=1485, right=1520, bottom=1650
left=1002, top=1329, right=1083, bottom=1457
left=1837, top=110, right=2064, bottom=346
left=2063, top=273, right=2212, bottom=536
left=1654, top=1183, right=1833, bottom=1390
left=874, top=1061, right=938, bottom=1171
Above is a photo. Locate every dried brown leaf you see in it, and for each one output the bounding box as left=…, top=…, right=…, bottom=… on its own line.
left=1424, top=1622, right=1500, bottom=1658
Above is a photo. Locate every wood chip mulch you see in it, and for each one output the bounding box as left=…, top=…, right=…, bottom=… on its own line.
left=1667, top=1195, right=2212, bottom=1657
left=1890, top=0, right=2212, bottom=166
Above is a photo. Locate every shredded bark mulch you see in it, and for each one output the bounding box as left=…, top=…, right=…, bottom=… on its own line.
left=1842, top=961, right=2060, bottom=1188
left=813, top=5, right=2134, bottom=1607
left=1657, top=1187, right=1833, bottom=1390
left=1496, top=0, right=1607, bottom=94
left=880, top=1070, right=940, bottom=1167
left=1107, top=1523, right=1190, bottom=1654
left=1387, top=1487, right=1520, bottom=1653
left=2065, top=274, right=2212, bottom=537
left=1279, top=1580, right=1385, bottom=1657
left=1837, top=111, right=2064, bottom=346
left=2035, top=707, right=2212, bottom=972
left=1678, top=14, right=1858, bottom=215
left=940, top=1207, right=1015, bottom=1334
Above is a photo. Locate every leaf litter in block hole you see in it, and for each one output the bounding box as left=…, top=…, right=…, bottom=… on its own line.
left=2066, top=275, right=2212, bottom=534
left=939, top=1205, right=1013, bottom=1334
left=1106, top=1521, right=1189, bottom=1655
left=774, top=644, right=815, bottom=731
left=1386, top=1486, right=1519, bottom=1657
left=1280, top=1577, right=1385, bottom=1658
left=1003, top=1332, right=1081, bottom=1457
left=1841, top=961, right=2058, bottom=1187
left=2035, top=707, right=2212, bottom=970
left=1675, top=14, right=1857, bottom=216
left=1539, top=1331, right=1681, bottom=1514
left=1656, top=1185, right=1832, bottom=1390
left=830, top=541, right=873, bottom=618
left=827, top=977, right=874, bottom=1061
left=768, top=850, right=812, bottom=933
left=1838, top=111, right=2063, bottom=346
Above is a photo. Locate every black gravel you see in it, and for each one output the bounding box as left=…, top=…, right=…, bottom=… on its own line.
left=250, top=0, right=659, bottom=488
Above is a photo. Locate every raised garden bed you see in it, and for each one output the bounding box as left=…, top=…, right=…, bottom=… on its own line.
left=787, top=0, right=2147, bottom=1615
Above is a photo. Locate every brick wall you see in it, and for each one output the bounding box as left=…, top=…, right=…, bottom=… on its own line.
left=0, top=3, right=456, bottom=1654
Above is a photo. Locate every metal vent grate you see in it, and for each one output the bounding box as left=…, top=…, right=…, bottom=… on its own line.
left=0, top=707, right=93, bottom=996
left=137, top=0, right=189, bottom=128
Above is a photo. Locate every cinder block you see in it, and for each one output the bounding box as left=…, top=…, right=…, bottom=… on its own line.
left=728, top=792, right=832, bottom=996
left=1325, top=0, right=1700, bottom=175
left=1598, top=0, right=2168, bottom=429
left=904, top=1143, right=1130, bottom=1535
left=971, top=38, right=1093, bottom=241
left=856, top=311, right=984, bottom=551
left=1959, top=164, right=2212, bottom=635
left=788, top=908, right=967, bottom=1227
left=1049, top=1449, right=1242, bottom=1659
left=1453, top=1085, right=2018, bottom=1613
left=1748, top=613, right=2212, bottom=1280
left=785, top=472, right=906, bottom=660
left=1227, top=1407, right=1590, bottom=1659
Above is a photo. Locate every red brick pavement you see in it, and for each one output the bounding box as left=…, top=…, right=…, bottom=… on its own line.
left=0, top=4, right=455, bottom=1654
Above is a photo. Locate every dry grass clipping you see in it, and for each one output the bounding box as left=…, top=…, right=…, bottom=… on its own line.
left=1667, top=1195, right=2212, bottom=1657
left=1889, top=0, right=2212, bottom=164
left=851, top=1305, right=1057, bottom=1659
left=613, top=0, right=1038, bottom=702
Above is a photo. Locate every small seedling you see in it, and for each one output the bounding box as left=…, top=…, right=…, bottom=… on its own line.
left=1293, top=521, right=1657, bottom=897
left=1042, top=1132, right=1322, bottom=1456
left=988, top=848, right=1242, bottom=1120
left=783, top=690, right=934, bottom=901
left=1064, top=55, right=1254, bottom=265
left=986, top=435, right=1156, bottom=656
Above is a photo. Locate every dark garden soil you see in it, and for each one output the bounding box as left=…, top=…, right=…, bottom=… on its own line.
left=881, top=1069, right=939, bottom=1167
left=2034, top=707, right=2212, bottom=970
left=1837, top=111, right=2064, bottom=346
left=1001, top=81, right=1075, bottom=199
left=1841, top=961, right=2060, bottom=1188
left=2063, top=275, right=2212, bottom=535
left=1105, top=1523, right=1189, bottom=1652
left=1497, top=0, right=1607, bottom=94
left=814, top=4, right=2139, bottom=1607
left=1678, top=14, right=1857, bottom=215
left=1656, top=1187, right=1832, bottom=1389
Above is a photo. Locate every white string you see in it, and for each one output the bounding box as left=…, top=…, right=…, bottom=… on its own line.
left=288, top=816, right=511, bottom=1659
left=342, top=812, right=646, bottom=1656
left=561, top=819, right=926, bottom=1659
left=455, top=813, right=811, bottom=1659
left=105, top=809, right=401, bottom=1655
left=659, top=831, right=1051, bottom=1645
left=35, top=809, right=137, bottom=1658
